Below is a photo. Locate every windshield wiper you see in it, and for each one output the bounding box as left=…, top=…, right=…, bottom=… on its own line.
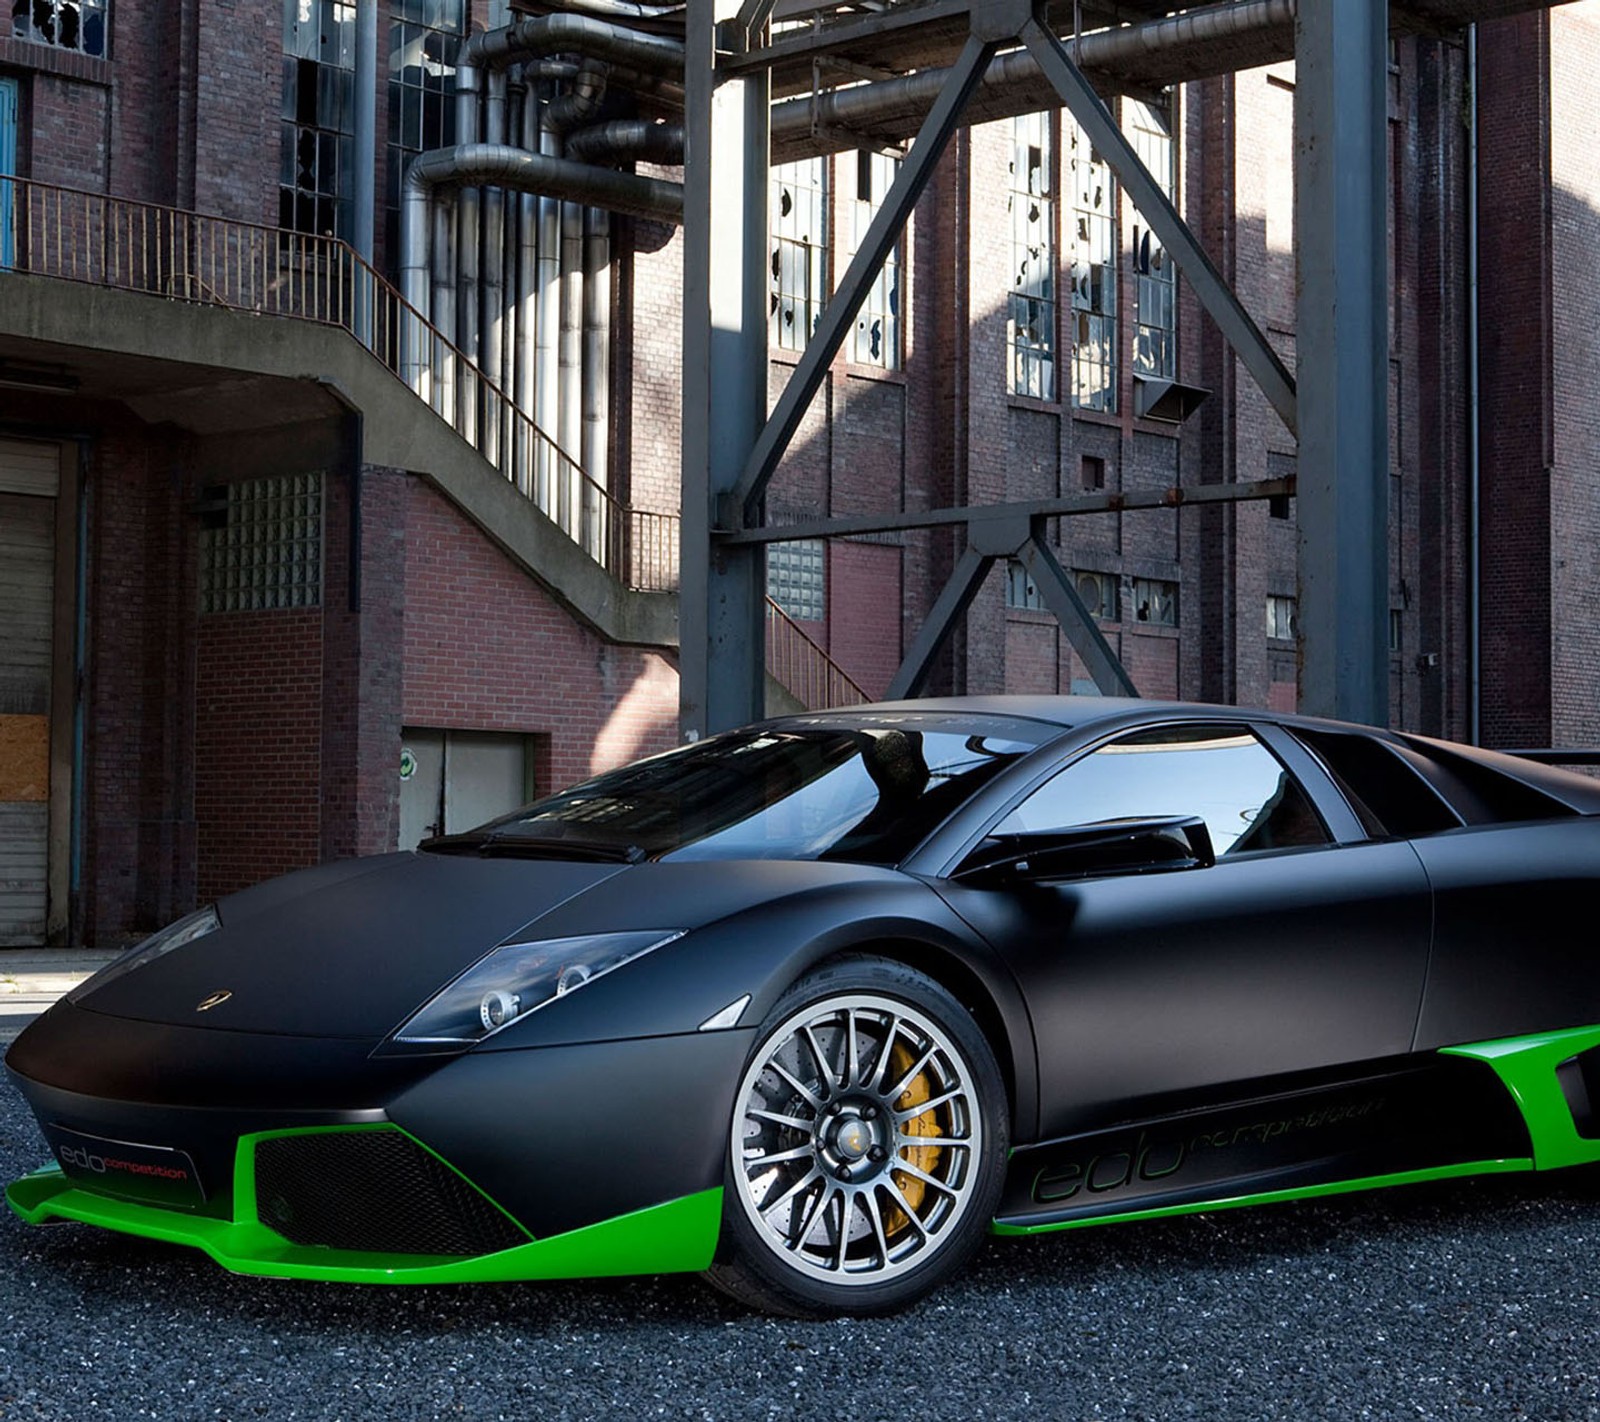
left=422, top=832, right=647, bottom=864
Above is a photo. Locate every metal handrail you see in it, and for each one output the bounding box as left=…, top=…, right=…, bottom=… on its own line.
left=3, top=175, right=680, bottom=591
left=765, top=597, right=869, bottom=708
left=6, top=176, right=875, bottom=703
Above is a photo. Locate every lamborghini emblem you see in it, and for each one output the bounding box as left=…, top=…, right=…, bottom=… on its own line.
left=195, top=990, right=233, bottom=1013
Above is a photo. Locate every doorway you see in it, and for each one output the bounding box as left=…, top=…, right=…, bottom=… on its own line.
left=398, top=728, right=538, bottom=850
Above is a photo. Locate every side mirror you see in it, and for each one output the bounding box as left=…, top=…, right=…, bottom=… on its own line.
left=953, top=815, right=1216, bottom=887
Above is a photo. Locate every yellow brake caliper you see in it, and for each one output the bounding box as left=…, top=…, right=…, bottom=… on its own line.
left=883, top=1038, right=944, bottom=1239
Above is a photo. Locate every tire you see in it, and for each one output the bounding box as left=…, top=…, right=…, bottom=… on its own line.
left=703, top=956, right=1009, bottom=1317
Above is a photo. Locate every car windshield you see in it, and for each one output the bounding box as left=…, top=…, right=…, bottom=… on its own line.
left=450, top=714, right=1050, bottom=865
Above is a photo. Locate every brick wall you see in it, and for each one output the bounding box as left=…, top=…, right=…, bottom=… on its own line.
left=320, top=462, right=408, bottom=862
left=618, top=206, right=687, bottom=516
left=193, top=1, right=279, bottom=224
left=79, top=419, right=198, bottom=941
left=1548, top=6, right=1600, bottom=748
left=402, top=479, right=679, bottom=792
left=195, top=609, right=324, bottom=901
left=1409, top=40, right=1471, bottom=741
left=1477, top=11, right=1555, bottom=748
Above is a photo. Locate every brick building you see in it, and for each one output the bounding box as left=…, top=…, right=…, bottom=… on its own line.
left=0, top=0, right=1588, bottom=945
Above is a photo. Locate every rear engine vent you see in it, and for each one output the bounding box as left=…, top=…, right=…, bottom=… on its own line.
left=254, top=1130, right=529, bottom=1256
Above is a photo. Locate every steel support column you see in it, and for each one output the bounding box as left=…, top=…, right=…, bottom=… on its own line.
left=885, top=545, right=993, bottom=701
left=680, top=0, right=770, bottom=736
left=1294, top=0, right=1388, bottom=724
left=885, top=513, right=1138, bottom=700
left=1019, top=16, right=1297, bottom=438
left=1016, top=531, right=1138, bottom=696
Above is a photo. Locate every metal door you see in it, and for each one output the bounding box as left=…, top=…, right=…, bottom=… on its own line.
left=398, top=729, right=533, bottom=850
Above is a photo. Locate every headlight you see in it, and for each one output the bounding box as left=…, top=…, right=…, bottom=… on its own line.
left=65, top=906, right=221, bottom=1004
left=379, top=930, right=685, bottom=1054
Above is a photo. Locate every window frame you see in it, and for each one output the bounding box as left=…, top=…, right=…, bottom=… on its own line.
left=985, top=721, right=1333, bottom=861
left=770, top=156, right=829, bottom=353
left=11, top=0, right=107, bottom=58
left=925, top=716, right=1376, bottom=883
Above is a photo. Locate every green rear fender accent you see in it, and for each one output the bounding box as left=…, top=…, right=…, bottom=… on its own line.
left=6, top=1118, right=724, bottom=1283
left=1443, top=1025, right=1600, bottom=1171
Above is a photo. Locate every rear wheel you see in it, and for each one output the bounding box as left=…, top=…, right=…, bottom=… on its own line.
left=704, top=957, right=1008, bottom=1317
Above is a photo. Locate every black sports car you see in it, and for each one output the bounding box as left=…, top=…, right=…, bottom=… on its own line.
left=9, top=697, right=1600, bottom=1317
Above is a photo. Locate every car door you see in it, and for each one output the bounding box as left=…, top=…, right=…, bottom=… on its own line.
left=932, top=721, right=1434, bottom=1141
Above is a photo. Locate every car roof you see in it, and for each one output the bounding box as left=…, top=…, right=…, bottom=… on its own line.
left=788, top=695, right=1262, bottom=732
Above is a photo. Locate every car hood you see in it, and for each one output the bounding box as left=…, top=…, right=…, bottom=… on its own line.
left=72, top=852, right=628, bottom=1039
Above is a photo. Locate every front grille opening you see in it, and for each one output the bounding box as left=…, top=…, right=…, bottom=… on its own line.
left=254, top=1130, right=530, bottom=1256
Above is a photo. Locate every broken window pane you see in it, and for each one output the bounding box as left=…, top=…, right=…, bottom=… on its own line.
left=770, top=158, right=828, bottom=353
left=1127, top=95, right=1178, bottom=381
left=1009, top=112, right=1056, bottom=400
left=848, top=149, right=902, bottom=369
left=1069, top=115, right=1117, bottom=411
left=14, top=0, right=105, bottom=55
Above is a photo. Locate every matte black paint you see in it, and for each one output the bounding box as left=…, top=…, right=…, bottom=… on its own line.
left=995, top=1057, right=1531, bottom=1227
left=7, top=1000, right=427, bottom=1109
left=1412, top=819, right=1600, bottom=1048
left=386, top=1031, right=759, bottom=1238
left=90, top=854, right=627, bottom=1038
left=936, top=839, right=1432, bottom=1139
left=13, top=696, right=1600, bottom=1262
left=9, top=1072, right=385, bottom=1221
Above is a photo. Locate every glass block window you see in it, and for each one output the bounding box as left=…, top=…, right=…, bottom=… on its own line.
left=1133, top=576, right=1178, bottom=627
left=771, top=158, right=828, bottom=351
left=1128, top=95, right=1176, bottom=381
left=767, top=539, right=825, bottom=622
left=200, top=474, right=324, bottom=614
left=848, top=150, right=902, bottom=369
left=1068, top=116, right=1117, bottom=412
left=1007, top=113, right=1055, bottom=401
left=385, top=0, right=464, bottom=275
left=1005, top=561, right=1043, bottom=611
left=1266, top=594, right=1298, bottom=641
left=282, top=0, right=356, bottom=240
left=11, top=0, right=106, bottom=57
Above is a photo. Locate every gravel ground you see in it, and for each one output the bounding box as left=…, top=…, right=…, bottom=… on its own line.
left=1, top=1082, right=1598, bottom=1422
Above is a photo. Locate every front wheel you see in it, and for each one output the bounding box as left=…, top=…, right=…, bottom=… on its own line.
left=704, top=957, right=1008, bottom=1317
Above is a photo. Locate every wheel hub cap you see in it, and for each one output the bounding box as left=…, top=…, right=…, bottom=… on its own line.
left=832, top=1118, right=872, bottom=1159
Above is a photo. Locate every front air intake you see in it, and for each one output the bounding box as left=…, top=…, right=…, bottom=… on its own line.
left=254, top=1129, right=529, bottom=1256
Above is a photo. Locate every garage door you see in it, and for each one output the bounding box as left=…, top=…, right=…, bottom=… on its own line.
left=0, top=441, right=61, bottom=945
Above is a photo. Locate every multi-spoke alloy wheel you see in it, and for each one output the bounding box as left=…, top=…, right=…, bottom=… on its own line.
left=706, top=958, right=1007, bottom=1317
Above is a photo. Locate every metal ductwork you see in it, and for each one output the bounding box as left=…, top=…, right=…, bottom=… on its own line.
left=458, top=12, right=685, bottom=86
left=401, top=0, right=1300, bottom=573
left=401, top=145, right=681, bottom=315
left=768, top=0, right=1297, bottom=161
left=400, top=11, right=688, bottom=528
left=565, top=119, right=686, bottom=166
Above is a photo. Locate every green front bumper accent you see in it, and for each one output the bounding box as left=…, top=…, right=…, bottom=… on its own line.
left=1443, top=1024, right=1600, bottom=1171
left=7, top=1125, right=722, bottom=1284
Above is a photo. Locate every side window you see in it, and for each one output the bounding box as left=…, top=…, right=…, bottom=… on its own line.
left=998, top=724, right=1329, bottom=856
